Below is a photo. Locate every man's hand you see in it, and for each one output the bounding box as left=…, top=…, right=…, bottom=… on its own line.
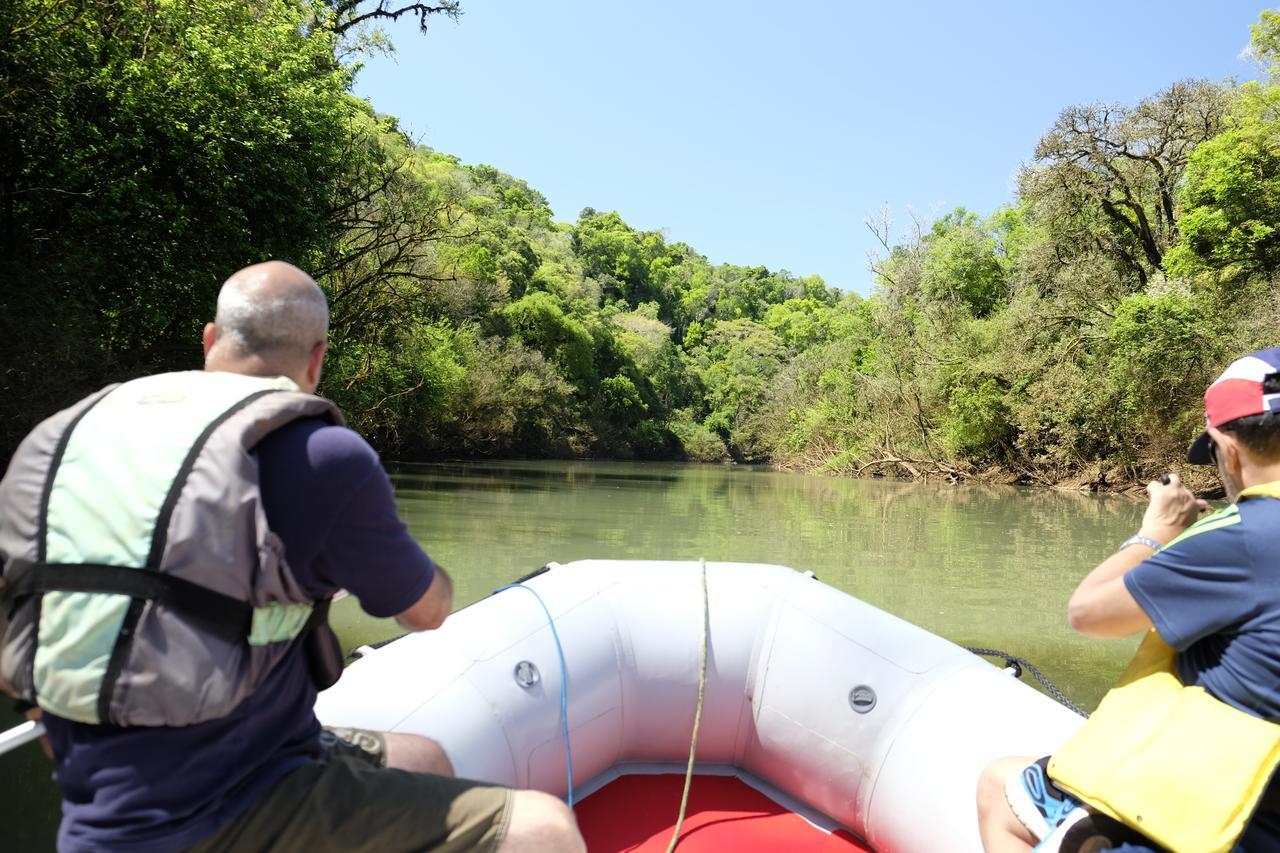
left=1139, top=473, right=1207, bottom=544
left=24, top=707, right=53, bottom=761
left=1067, top=473, right=1205, bottom=639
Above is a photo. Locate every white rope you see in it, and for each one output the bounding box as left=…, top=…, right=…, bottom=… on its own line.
left=666, top=558, right=710, bottom=853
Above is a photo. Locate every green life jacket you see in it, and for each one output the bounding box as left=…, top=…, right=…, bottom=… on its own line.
left=0, top=371, right=344, bottom=726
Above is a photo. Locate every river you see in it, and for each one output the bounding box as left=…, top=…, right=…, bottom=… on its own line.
left=2, top=460, right=1145, bottom=848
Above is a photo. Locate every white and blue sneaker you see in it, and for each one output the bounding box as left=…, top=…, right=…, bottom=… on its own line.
left=1005, top=756, right=1084, bottom=842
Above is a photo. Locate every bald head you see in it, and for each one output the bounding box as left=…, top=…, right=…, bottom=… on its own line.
left=204, top=261, right=329, bottom=391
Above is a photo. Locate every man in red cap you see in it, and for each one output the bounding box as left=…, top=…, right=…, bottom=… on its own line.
left=976, top=347, right=1280, bottom=852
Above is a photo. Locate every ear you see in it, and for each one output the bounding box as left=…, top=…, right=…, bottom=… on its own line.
left=1207, top=425, right=1241, bottom=468
left=305, top=341, right=328, bottom=390
left=202, top=323, right=218, bottom=359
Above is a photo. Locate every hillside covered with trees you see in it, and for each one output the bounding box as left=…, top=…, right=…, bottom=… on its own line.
left=3, top=1, right=1279, bottom=492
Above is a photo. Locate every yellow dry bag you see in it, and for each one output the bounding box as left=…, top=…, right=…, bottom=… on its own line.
left=1048, top=631, right=1280, bottom=853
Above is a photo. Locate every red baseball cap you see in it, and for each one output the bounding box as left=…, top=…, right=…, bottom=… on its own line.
left=1187, top=347, right=1280, bottom=464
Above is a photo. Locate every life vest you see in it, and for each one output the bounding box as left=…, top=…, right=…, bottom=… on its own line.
left=0, top=371, right=344, bottom=727
left=1048, top=630, right=1280, bottom=853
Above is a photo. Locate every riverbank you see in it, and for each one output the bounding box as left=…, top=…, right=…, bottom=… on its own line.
left=799, top=456, right=1224, bottom=498
left=399, top=446, right=1225, bottom=500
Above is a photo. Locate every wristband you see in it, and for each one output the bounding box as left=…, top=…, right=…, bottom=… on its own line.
left=1117, top=534, right=1162, bottom=552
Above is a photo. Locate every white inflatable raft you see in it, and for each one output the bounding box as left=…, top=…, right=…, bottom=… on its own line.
left=315, top=560, right=1084, bottom=851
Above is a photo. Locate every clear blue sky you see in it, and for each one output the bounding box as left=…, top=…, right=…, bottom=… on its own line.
left=353, top=2, right=1267, bottom=294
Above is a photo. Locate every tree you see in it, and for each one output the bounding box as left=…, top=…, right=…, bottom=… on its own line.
left=571, top=209, right=667, bottom=307
left=1105, top=292, right=1227, bottom=442
left=0, top=0, right=370, bottom=452
left=502, top=291, right=596, bottom=389
left=1248, top=9, right=1280, bottom=75
left=690, top=319, right=786, bottom=458
left=1167, top=13, right=1280, bottom=278
left=1021, top=80, right=1229, bottom=285
left=1167, top=87, right=1280, bottom=278
left=939, top=378, right=1012, bottom=458
left=321, top=129, right=476, bottom=344
left=920, top=208, right=1008, bottom=318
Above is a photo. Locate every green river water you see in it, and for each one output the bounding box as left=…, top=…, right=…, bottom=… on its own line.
left=2, top=460, right=1148, bottom=849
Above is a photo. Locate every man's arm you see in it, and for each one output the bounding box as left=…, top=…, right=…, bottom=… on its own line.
left=259, top=423, right=450, bottom=628
left=1067, top=546, right=1156, bottom=638
left=395, top=564, right=453, bottom=631
left=1067, top=475, right=1206, bottom=638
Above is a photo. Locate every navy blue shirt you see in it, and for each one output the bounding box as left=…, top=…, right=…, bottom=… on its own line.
left=1124, top=488, right=1280, bottom=851
left=42, top=418, right=435, bottom=852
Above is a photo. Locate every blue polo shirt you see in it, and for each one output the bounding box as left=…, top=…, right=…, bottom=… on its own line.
left=1125, top=482, right=1280, bottom=850
left=41, top=418, right=436, bottom=852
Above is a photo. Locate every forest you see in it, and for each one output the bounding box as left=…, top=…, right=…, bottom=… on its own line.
left=3, top=1, right=1279, bottom=492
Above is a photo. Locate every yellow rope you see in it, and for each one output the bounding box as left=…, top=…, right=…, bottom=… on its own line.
left=666, top=558, right=710, bottom=853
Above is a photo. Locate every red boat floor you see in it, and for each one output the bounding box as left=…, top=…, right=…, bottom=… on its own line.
left=572, top=773, right=872, bottom=852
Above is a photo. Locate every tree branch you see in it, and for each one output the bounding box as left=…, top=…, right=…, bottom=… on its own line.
left=330, top=1, right=460, bottom=35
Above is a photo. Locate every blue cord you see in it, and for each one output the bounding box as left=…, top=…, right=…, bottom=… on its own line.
left=495, top=582, right=574, bottom=807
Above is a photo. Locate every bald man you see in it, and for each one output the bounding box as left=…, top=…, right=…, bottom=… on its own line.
left=203, top=260, right=334, bottom=395
left=0, top=262, right=584, bottom=852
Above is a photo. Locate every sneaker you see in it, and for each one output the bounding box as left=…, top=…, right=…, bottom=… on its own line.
left=1006, top=756, right=1083, bottom=841
left=1033, top=807, right=1092, bottom=852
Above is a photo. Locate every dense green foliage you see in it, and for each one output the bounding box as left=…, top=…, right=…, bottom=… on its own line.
left=5, top=2, right=1279, bottom=490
